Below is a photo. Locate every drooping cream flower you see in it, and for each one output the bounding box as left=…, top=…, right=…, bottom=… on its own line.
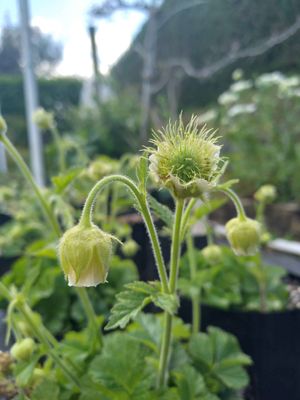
left=148, top=115, right=225, bottom=199
left=58, top=223, right=113, bottom=287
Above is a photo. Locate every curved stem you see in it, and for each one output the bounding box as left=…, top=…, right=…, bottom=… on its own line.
left=1, top=135, right=61, bottom=237
left=221, top=188, right=247, bottom=220
left=157, top=198, right=184, bottom=388
left=77, top=287, right=102, bottom=347
left=81, top=175, right=169, bottom=293
left=186, top=233, right=200, bottom=334
left=0, top=134, right=101, bottom=351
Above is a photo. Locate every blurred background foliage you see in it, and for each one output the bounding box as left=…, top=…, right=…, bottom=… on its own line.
left=1, top=0, right=300, bottom=202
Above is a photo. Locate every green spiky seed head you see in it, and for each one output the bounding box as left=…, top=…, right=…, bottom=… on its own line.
left=202, top=245, right=222, bottom=265
left=0, top=115, right=7, bottom=137
left=122, top=239, right=139, bottom=257
left=226, top=217, right=261, bottom=256
left=148, top=115, right=225, bottom=199
left=11, top=338, right=35, bottom=362
left=254, top=185, right=277, bottom=204
left=59, top=223, right=113, bottom=287
left=32, top=107, right=55, bottom=130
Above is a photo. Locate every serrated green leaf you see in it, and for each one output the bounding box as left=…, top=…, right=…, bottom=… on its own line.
left=148, top=195, right=174, bottom=229
left=51, top=168, right=82, bottom=193
left=89, top=333, right=154, bottom=399
left=126, top=281, right=158, bottom=295
left=31, top=379, right=60, bottom=400
left=193, top=198, right=226, bottom=220
left=105, top=281, right=177, bottom=330
left=105, top=289, right=151, bottom=330
left=151, top=292, right=179, bottom=315
left=188, top=327, right=251, bottom=391
left=173, top=365, right=206, bottom=400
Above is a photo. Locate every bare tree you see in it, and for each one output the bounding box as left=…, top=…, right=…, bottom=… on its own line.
left=163, top=16, right=300, bottom=81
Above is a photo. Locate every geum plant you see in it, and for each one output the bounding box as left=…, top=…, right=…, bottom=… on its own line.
left=179, top=183, right=288, bottom=316
left=0, top=115, right=259, bottom=399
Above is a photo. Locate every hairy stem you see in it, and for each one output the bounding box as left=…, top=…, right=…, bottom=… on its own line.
left=81, top=175, right=169, bottom=293
left=157, top=198, right=184, bottom=388
left=77, top=287, right=102, bottom=347
left=221, top=187, right=247, bottom=220
left=1, top=134, right=61, bottom=237
left=186, top=233, right=200, bottom=334
left=0, top=134, right=101, bottom=350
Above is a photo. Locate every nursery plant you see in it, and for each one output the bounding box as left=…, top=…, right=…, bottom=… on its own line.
left=179, top=183, right=288, bottom=320
left=200, top=71, right=300, bottom=202
left=0, top=114, right=258, bottom=399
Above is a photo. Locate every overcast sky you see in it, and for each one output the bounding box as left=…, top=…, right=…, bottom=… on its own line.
left=0, top=0, right=146, bottom=77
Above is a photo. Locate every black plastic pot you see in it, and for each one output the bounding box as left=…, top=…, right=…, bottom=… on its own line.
left=0, top=310, right=7, bottom=351
left=130, top=219, right=207, bottom=281
left=179, top=301, right=300, bottom=400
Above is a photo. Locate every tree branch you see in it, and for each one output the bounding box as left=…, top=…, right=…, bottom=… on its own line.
left=90, top=0, right=159, bottom=16
left=163, top=16, right=300, bottom=80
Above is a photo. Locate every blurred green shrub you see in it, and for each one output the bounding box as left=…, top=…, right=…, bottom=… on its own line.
left=69, top=89, right=141, bottom=158
left=0, top=75, right=82, bottom=146
left=199, top=71, right=300, bottom=202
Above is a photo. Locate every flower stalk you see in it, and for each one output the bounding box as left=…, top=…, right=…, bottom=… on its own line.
left=157, top=198, right=184, bottom=388
left=80, top=174, right=169, bottom=294
left=186, top=233, right=201, bottom=334
left=0, top=125, right=101, bottom=352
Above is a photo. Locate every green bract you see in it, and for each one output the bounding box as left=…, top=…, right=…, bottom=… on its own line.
left=226, top=217, right=261, bottom=256
left=148, top=115, right=225, bottom=199
left=58, top=223, right=113, bottom=287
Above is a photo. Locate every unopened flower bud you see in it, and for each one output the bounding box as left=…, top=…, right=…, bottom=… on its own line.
left=59, top=223, right=114, bottom=287
left=11, top=338, right=35, bottom=362
left=0, top=115, right=7, bottom=137
left=226, top=217, right=261, bottom=256
left=32, top=108, right=55, bottom=130
left=254, top=185, right=276, bottom=203
left=122, top=239, right=139, bottom=257
left=202, top=245, right=222, bottom=265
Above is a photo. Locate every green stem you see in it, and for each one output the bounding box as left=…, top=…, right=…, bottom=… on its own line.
left=0, top=283, right=81, bottom=389
left=51, top=126, right=66, bottom=172
left=186, top=233, right=200, bottom=334
left=77, top=287, right=102, bottom=347
left=1, top=134, right=61, bottom=237
left=19, top=303, right=81, bottom=389
left=180, top=198, right=196, bottom=240
left=0, top=134, right=101, bottom=351
left=157, top=198, right=184, bottom=388
left=81, top=175, right=169, bottom=293
left=221, top=188, right=247, bottom=220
